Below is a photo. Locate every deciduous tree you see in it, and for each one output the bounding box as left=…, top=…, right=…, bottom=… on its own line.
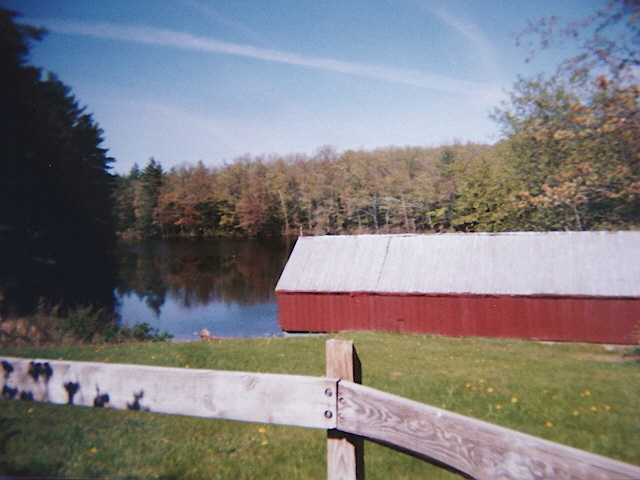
left=493, top=0, right=640, bottom=230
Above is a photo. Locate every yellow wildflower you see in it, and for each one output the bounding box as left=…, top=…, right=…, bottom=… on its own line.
left=511, top=397, right=518, bottom=404
left=487, top=387, right=494, bottom=393
left=545, top=422, right=553, bottom=427
left=572, top=410, right=580, bottom=416
left=258, top=427, right=267, bottom=434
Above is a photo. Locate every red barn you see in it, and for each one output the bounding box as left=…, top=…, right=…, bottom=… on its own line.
left=275, top=232, right=640, bottom=344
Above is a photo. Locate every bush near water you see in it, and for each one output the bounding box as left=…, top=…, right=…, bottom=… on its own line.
left=0, top=301, right=171, bottom=347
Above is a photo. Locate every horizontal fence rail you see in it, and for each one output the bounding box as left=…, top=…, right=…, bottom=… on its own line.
left=0, top=357, right=337, bottom=429
left=335, top=381, right=640, bottom=480
left=2, top=341, right=640, bottom=480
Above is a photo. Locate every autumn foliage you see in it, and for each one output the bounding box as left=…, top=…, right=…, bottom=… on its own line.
left=114, top=144, right=493, bottom=238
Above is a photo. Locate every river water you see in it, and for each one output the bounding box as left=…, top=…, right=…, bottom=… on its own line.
left=114, top=238, right=295, bottom=341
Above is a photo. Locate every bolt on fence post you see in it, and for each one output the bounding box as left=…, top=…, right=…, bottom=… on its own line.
left=326, top=339, right=364, bottom=480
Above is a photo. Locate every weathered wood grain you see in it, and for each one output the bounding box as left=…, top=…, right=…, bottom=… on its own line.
left=326, top=339, right=357, bottom=380
left=335, top=381, right=640, bottom=480
left=0, top=357, right=337, bottom=429
left=326, top=340, right=364, bottom=480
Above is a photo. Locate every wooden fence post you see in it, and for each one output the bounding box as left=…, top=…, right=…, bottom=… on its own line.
left=326, top=339, right=364, bottom=480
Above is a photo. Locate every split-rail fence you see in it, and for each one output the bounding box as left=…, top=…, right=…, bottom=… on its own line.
left=2, top=339, right=639, bottom=480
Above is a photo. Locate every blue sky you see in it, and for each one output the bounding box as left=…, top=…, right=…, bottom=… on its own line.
left=5, top=0, right=600, bottom=174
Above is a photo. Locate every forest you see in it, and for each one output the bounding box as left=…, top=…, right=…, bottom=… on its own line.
left=114, top=144, right=491, bottom=238
left=114, top=112, right=639, bottom=238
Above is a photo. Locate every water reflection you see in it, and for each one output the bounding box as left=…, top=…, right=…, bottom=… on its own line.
left=115, top=238, right=294, bottom=340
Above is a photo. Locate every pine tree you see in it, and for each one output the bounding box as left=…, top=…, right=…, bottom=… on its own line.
left=0, top=9, right=117, bottom=314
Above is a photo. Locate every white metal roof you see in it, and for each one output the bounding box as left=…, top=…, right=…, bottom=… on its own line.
left=275, top=232, right=640, bottom=297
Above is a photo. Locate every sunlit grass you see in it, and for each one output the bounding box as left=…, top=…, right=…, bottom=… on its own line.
left=1, top=332, right=639, bottom=479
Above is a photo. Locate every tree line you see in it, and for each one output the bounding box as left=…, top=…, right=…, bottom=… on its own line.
left=114, top=112, right=638, bottom=238
left=113, top=144, right=487, bottom=238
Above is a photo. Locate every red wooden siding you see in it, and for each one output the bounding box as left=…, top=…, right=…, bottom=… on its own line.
left=277, top=292, right=640, bottom=344
left=276, top=233, right=640, bottom=343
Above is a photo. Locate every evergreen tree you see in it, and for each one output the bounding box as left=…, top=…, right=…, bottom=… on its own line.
left=135, top=158, right=164, bottom=237
left=113, top=164, right=141, bottom=239
left=0, top=9, right=117, bottom=314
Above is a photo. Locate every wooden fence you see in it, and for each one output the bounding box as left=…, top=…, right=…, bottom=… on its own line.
left=2, top=340, right=640, bottom=480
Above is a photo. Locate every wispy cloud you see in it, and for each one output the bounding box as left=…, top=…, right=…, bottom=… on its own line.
left=34, top=18, right=498, bottom=97
left=431, top=6, right=500, bottom=80
left=179, top=0, right=271, bottom=46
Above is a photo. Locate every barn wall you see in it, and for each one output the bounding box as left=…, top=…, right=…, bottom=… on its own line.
left=277, top=292, right=640, bottom=344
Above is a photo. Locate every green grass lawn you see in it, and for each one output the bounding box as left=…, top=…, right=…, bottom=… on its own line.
left=1, top=332, right=639, bottom=479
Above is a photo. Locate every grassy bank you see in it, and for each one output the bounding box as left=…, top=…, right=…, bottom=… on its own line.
left=1, top=332, right=639, bottom=479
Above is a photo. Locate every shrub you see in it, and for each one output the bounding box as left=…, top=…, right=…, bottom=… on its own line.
left=0, top=301, right=172, bottom=347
